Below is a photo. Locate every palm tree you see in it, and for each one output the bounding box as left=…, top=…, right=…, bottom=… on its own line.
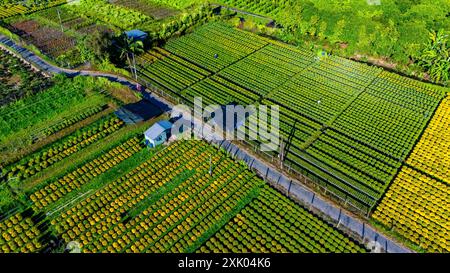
left=129, top=40, right=144, bottom=80
left=118, top=35, right=134, bottom=76
left=117, top=34, right=144, bottom=80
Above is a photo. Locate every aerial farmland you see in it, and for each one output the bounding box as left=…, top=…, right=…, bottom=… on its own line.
left=0, top=0, right=448, bottom=262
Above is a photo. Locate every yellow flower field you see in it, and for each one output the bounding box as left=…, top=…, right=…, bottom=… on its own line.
left=407, top=96, right=450, bottom=183
left=372, top=167, right=450, bottom=252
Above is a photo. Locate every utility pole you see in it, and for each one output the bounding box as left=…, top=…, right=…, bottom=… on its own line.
left=279, top=139, right=285, bottom=170
left=132, top=52, right=138, bottom=80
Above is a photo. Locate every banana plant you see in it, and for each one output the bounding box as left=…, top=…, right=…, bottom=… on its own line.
left=418, top=29, right=450, bottom=83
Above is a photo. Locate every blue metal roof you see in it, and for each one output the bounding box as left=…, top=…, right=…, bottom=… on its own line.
left=144, top=120, right=172, bottom=140
left=125, top=29, right=148, bottom=40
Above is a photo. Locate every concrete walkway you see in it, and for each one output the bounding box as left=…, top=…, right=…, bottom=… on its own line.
left=0, top=35, right=173, bottom=112
left=0, top=34, right=412, bottom=253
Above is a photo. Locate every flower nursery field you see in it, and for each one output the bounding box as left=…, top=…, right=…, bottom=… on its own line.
left=0, top=74, right=129, bottom=187
left=0, top=49, right=51, bottom=107
left=0, top=76, right=111, bottom=148
left=8, top=19, right=76, bottom=58
left=1, top=0, right=448, bottom=255
left=0, top=0, right=67, bottom=20
left=0, top=139, right=367, bottom=253
left=113, top=0, right=179, bottom=20
left=136, top=22, right=447, bottom=212
left=372, top=96, right=450, bottom=253
left=135, top=22, right=449, bottom=252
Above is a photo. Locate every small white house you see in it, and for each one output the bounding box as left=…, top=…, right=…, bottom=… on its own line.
left=144, top=120, right=173, bottom=148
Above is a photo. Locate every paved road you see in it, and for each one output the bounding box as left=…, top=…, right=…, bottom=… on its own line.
left=0, top=35, right=129, bottom=75
left=0, top=34, right=412, bottom=253
left=0, top=34, right=172, bottom=111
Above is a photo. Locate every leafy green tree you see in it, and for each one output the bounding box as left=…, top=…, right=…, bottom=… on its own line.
left=317, top=21, right=327, bottom=40
left=329, top=19, right=346, bottom=45
left=279, top=3, right=303, bottom=33
left=356, top=25, right=375, bottom=53
left=417, top=29, right=450, bottom=83
left=84, top=31, right=113, bottom=63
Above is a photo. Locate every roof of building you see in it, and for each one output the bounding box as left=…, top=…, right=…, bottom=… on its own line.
left=144, top=120, right=173, bottom=140
left=125, top=29, right=148, bottom=40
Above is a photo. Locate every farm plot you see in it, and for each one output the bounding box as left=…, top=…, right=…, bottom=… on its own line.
left=163, top=23, right=268, bottom=73
left=136, top=22, right=448, bottom=213
left=33, top=5, right=79, bottom=25
left=180, top=76, right=260, bottom=106
left=37, top=105, right=108, bottom=139
left=0, top=4, right=27, bottom=20
left=137, top=48, right=210, bottom=94
left=112, top=0, right=179, bottom=19
left=52, top=140, right=262, bottom=253
left=0, top=140, right=366, bottom=253
left=406, top=96, right=450, bottom=183
left=218, top=44, right=315, bottom=97
left=372, top=167, right=450, bottom=253
left=0, top=136, right=145, bottom=252
left=33, top=6, right=114, bottom=34
left=266, top=55, right=380, bottom=124
left=274, top=68, right=444, bottom=210
left=29, top=136, right=144, bottom=211
left=0, top=76, right=108, bottom=143
left=0, top=0, right=67, bottom=20
left=3, top=115, right=124, bottom=182
left=10, top=19, right=76, bottom=58
left=0, top=212, right=47, bottom=253
left=66, top=0, right=151, bottom=30
left=371, top=96, right=450, bottom=252
left=199, top=185, right=366, bottom=253
left=333, top=71, right=445, bottom=160
left=302, top=129, right=403, bottom=208
left=0, top=49, right=50, bottom=107
left=0, top=76, right=113, bottom=167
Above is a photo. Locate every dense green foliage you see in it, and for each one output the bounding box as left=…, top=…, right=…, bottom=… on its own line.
left=223, top=0, right=450, bottom=83
left=417, top=30, right=450, bottom=83
left=219, top=0, right=450, bottom=55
